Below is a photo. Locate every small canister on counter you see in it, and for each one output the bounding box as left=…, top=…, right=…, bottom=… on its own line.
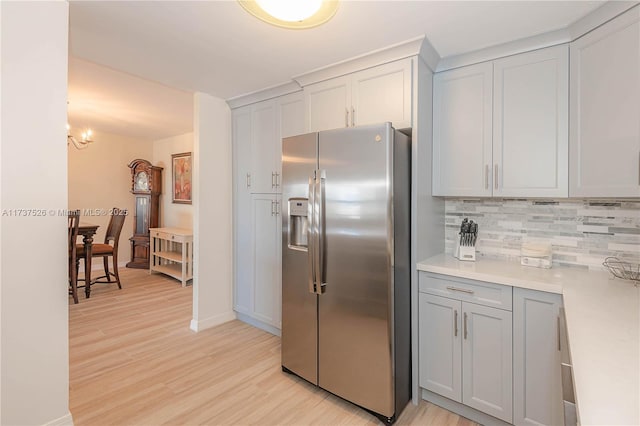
left=521, top=241, right=552, bottom=269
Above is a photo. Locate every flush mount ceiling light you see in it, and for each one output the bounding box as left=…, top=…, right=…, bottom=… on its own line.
left=239, top=0, right=339, bottom=29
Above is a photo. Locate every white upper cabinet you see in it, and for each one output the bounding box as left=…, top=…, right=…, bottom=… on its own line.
left=305, top=58, right=412, bottom=132
left=351, top=59, right=412, bottom=129
left=433, top=46, right=569, bottom=197
left=279, top=91, right=306, bottom=139
left=277, top=91, right=306, bottom=182
left=232, top=105, right=253, bottom=197
left=569, top=5, right=640, bottom=198
left=305, top=75, right=351, bottom=132
left=432, top=62, right=493, bottom=197
left=493, top=45, right=569, bottom=197
left=251, top=100, right=279, bottom=194
left=232, top=92, right=305, bottom=195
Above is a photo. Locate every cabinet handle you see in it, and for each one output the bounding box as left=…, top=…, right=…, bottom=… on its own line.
left=246, top=173, right=251, bottom=188
left=276, top=172, right=280, bottom=188
left=345, top=108, right=349, bottom=127
left=557, top=315, right=561, bottom=352
left=351, top=107, right=355, bottom=127
left=446, top=286, right=474, bottom=294
left=454, top=309, right=458, bottom=337
left=271, top=172, right=276, bottom=188
left=271, top=201, right=275, bottom=216
left=275, top=201, right=280, bottom=216
left=494, top=164, right=499, bottom=190
left=485, top=165, right=489, bottom=190
left=463, top=312, right=468, bottom=340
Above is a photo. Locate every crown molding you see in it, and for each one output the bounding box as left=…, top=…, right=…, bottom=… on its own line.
left=225, top=1, right=639, bottom=106
left=226, top=80, right=301, bottom=109
left=419, top=35, right=441, bottom=72
left=568, top=1, right=638, bottom=41
left=436, top=28, right=570, bottom=72
left=293, top=35, right=428, bottom=87
left=436, top=1, right=639, bottom=72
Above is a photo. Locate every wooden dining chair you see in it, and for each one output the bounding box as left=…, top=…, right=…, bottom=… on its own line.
left=77, top=208, right=127, bottom=291
left=68, top=210, right=81, bottom=304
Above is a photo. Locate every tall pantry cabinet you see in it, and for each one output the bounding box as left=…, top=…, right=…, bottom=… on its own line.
left=232, top=92, right=305, bottom=333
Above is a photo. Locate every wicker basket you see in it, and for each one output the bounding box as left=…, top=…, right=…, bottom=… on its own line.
left=602, top=257, right=640, bottom=285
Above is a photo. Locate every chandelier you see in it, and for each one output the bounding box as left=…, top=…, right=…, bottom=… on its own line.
left=67, top=123, right=95, bottom=150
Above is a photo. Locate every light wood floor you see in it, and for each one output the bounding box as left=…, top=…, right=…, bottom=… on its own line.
left=69, top=269, right=477, bottom=426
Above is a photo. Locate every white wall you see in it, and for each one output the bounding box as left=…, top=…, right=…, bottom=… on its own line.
left=1, top=2, right=72, bottom=425
left=190, top=93, right=235, bottom=331
left=152, top=132, right=194, bottom=229
left=68, top=130, right=154, bottom=267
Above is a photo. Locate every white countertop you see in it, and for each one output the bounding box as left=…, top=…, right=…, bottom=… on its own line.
left=417, top=254, right=640, bottom=426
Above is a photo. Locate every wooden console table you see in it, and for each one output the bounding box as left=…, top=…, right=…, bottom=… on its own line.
left=149, top=227, right=193, bottom=287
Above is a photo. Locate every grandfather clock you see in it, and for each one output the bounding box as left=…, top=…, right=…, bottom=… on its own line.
left=126, top=159, right=163, bottom=269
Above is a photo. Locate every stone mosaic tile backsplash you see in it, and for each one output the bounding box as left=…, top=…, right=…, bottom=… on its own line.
left=445, top=199, right=640, bottom=270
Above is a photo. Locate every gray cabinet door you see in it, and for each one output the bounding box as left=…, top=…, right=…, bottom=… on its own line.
left=462, top=302, right=513, bottom=423
left=569, top=5, right=640, bottom=197
left=419, top=293, right=462, bottom=402
left=513, top=288, right=563, bottom=426
left=251, top=194, right=280, bottom=328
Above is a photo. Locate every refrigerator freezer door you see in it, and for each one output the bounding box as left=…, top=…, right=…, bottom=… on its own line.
left=317, top=123, right=395, bottom=417
left=281, top=132, right=319, bottom=384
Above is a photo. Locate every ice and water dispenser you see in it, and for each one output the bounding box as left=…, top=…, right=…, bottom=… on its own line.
left=288, top=198, right=308, bottom=251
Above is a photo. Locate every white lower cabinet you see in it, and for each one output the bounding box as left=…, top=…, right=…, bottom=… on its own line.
left=462, top=302, right=513, bottom=422
left=419, top=276, right=513, bottom=423
left=419, top=293, right=462, bottom=402
left=420, top=272, right=563, bottom=425
left=234, top=193, right=282, bottom=332
left=513, top=288, right=563, bottom=426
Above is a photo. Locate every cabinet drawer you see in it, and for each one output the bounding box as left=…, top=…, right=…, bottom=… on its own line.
left=151, top=230, right=171, bottom=241
left=151, top=231, right=188, bottom=243
left=419, top=272, right=512, bottom=311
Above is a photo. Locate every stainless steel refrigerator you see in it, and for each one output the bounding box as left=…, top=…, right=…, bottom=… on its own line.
left=281, top=123, right=411, bottom=424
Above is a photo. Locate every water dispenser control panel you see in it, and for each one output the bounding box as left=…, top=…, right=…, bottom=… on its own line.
left=288, top=198, right=308, bottom=251
left=289, top=199, right=308, bottom=216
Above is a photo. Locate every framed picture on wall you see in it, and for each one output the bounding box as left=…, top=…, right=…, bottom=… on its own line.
left=172, top=152, right=192, bottom=204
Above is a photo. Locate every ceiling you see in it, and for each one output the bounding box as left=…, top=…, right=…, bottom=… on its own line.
left=68, top=0, right=606, bottom=140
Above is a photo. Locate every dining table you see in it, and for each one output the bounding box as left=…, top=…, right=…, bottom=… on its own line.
left=78, top=222, right=99, bottom=298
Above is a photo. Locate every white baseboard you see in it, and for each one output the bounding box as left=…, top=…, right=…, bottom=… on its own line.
left=421, top=389, right=510, bottom=426
left=43, top=412, right=74, bottom=426
left=235, top=312, right=281, bottom=337
left=189, top=311, right=236, bottom=332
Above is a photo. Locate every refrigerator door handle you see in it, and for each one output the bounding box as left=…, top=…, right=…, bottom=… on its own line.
left=308, top=174, right=317, bottom=294
left=317, top=169, right=327, bottom=293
